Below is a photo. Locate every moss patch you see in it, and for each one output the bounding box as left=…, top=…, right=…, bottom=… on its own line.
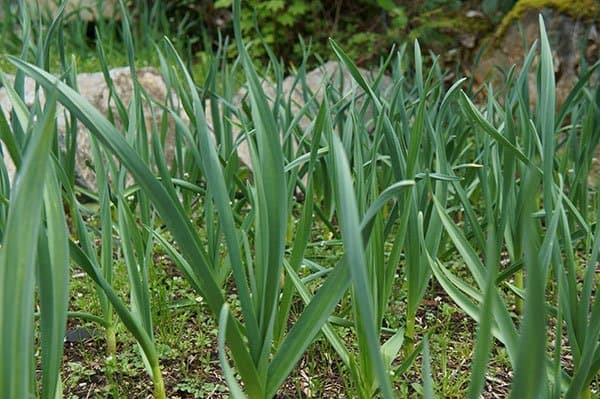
left=495, top=0, right=599, bottom=41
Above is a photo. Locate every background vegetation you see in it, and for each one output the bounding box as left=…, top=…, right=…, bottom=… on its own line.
left=0, top=0, right=519, bottom=73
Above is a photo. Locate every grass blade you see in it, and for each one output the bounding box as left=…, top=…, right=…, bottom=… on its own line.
left=8, top=56, right=262, bottom=396
left=37, top=160, right=70, bottom=399
left=509, top=171, right=553, bottom=399
left=422, top=336, right=435, bottom=399
left=233, top=0, right=288, bottom=373
left=328, top=132, right=395, bottom=398
left=0, top=93, right=57, bottom=398
left=267, top=260, right=351, bottom=397
left=467, top=228, right=498, bottom=399
left=219, top=305, right=249, bottom=399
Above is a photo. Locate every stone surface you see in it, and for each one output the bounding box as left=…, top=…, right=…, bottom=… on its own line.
left=0, top=61, right=391, bottom=188
left=207, top=60, right=393, bottom=169
left=0, top=67, right=178, bottom=187
left=473, top=2, right=599, bottom=188
left=474, top=5, right=599, bottom=107
left=27, top=0, right=117, bottom=21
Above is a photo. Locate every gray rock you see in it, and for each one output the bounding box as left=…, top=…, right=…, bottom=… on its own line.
left=26, top=0, right=117, bottom=21
left=474, top=7, right=599, bottom=108
left=0, top=61, right=391, bottom=189
left=206, top=60, right=393, bottom=169
left=473, top=6, right=599, bottom=188
left=0, top=67, right=178, bottom=188
left=0, top=0, right=117, bottom=26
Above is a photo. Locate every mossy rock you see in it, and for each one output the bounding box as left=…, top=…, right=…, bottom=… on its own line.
left=495, top=0, right=599, bottom=42
left=473, top=0, right=599, bottom=107
left=473, top=0, right=599, bottom=189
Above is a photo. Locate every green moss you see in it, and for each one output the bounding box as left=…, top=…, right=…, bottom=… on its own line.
left=443, top=14, right=493, bottom=34
left=0, top=56, right=15, bottom=74
left=0, top=48, right=191, bottom=77
left=495, top=0, right=599, bottom=41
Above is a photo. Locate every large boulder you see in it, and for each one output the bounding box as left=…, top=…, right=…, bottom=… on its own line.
left=0, top=67, right=177, bottom=188
left=474, top=0, right=599, bottom=107
left=27, top=0, right=117, bottom=21
left=473, top=0, right=599, bottom=188
left=0, top=61, right=391, bottom=189
left=207, top=60, right=393, bottom=168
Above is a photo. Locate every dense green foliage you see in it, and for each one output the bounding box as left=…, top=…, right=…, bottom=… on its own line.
left=0, top=0, right=500, bottom=72
left=156, top=0, right=496, bottom=64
